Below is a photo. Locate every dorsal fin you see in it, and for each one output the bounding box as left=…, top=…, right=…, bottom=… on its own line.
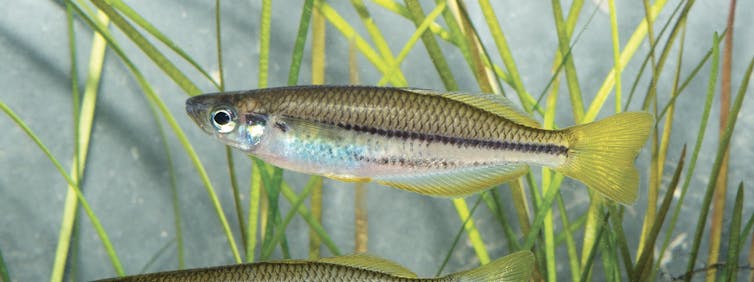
left=447, top=251, right=535, bottom=282
left=318, top=254, right=418, bottom=278
left=402, top=88, right=541, bottom=128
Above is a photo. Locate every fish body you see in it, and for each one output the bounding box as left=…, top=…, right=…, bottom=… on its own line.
left=96, top=251, right=534, bottom=282
left=186, top=85, right=652, bottom=203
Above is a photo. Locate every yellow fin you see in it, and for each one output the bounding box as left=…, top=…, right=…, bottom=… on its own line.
left=448, top=251, right=535, bottom=282
left=375, top=164, right=528, bottom=198
left=403, top=88, right=541, bottom=128
left=556, top=112, right=653, bottom=204
left=318, top=254, right=417, bottom=278
left=325, top=173, right=371, bottom=183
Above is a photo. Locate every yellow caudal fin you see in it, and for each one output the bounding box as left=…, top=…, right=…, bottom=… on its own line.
left=557, top=112, right=653, bottom=204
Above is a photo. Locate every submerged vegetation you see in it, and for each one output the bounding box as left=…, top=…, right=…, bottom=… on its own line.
left=0, top=0, right=752, bottom=281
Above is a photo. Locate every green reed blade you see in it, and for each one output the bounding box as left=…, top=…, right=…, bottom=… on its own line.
left=483, top=189, right=520, bottom=252
left=479, top=0, right=532, bottom=103
left=0, top=100, right=124, bottom=276
left=308, top=5, right=326, bottom=259
left=583, top=0, right=669, bottom=123
left=371, top=0, right=454, bottom=42
left=558, top=196, right=581, bottom=281
left=138, top=240, right=175, bottom=274
left=708, top=2, right=739, bottom=277
left=638, top=0, right=695, bottom=112
left=104, top=0, right=221, bottom=89
left=404, top=0, right=457, bottom=90
left=654, top=31, right=721, bottom=280
left=70, top=2, right=242, bottom=262
left=278, top=183, right=342, bottom=256
left=579, top=216, right=606, bottom=282
left=89, top=0, right=202, bottom=95
left=262, top=176, right=320, bottom=259
left=435, top=195, right=485, bottom=276
left=452, top=197, right=490, bottom=264
left=252, top=158, right=284, bottom=259
left=549, top=0, right=584, bottom=121
left=350, top=0, right=402, bottom=82
left=146, top=100, right=184, bottom=268
left=0, top=244, right=10, bottom=282
left=378, top=0, right=446, bottom=86
left=684, top=56, right=753, bottom=281
left=634, top=146, right=686, bottom=280
left=52, top=4, right=110, bottom=281
left=287, top=0, right=314, bottom=86
left=314, top=0, right=407, bottom=86
left=246, top=162, right=262, bottom=263
left=720, top=183, right=743, bottom=282
left=608, top=0, right=622, bottom=113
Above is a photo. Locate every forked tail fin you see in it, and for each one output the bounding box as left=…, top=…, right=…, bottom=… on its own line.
left=557, top=112, right=653, bottom=204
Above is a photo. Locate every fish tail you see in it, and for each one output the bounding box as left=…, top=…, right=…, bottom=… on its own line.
left=556, top=112, right=653, bottom=204
left=449, top=251, right=534, bottom=282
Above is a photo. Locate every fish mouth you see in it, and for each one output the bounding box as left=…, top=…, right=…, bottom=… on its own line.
left=185, top=95, right=218, bottom=135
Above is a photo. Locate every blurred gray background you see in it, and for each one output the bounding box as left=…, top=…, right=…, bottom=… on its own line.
left=1, top=0, right=753, bottom=281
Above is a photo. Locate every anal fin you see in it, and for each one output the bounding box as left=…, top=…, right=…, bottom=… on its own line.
left=374, top=164, right=528, bottom=197
left=325, top=173, right=371, bottom=183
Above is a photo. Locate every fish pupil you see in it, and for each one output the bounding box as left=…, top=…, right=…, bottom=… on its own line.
left=213, top=110, right=231, bottom=125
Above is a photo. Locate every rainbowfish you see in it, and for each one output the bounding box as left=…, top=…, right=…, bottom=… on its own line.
left=96, top=251, right=534, bottom=281
left=186, top=85, right=652, bottom=204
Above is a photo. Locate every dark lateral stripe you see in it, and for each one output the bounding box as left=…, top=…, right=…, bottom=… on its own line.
left=328, top=121, right=568, bottom=156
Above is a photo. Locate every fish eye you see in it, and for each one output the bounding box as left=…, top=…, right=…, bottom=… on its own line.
left=210, top=107, right=237, bottom=133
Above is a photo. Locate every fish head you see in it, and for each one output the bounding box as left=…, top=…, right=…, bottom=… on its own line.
left=186, top=93, right=268, bottom=152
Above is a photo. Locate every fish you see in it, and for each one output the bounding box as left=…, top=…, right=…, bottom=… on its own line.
left=95, top=251, right=535, bottom=281
left=186, top=85, right=652, bottom=204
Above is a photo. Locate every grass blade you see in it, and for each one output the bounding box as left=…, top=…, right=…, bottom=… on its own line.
left=404, top=0, right=457, bottom=90
left=634, top=146, right=686, bottom=281
left=378, top=0, right=446, bottom=86
left=708, top=1, right=738, bottom=279
left=246, top=162, right=263, bottom=263
left=70, top=1, right=242, bottom=262
left=315, top=0, right=406, bottom=86
left=89, top=0, right=202, bottom=95
left=350, top=0, right=401, bottom=81
left=104, top=0, right=221, bottom=89
left=435, top=195, right=485, bottom=276
left=52, top=6, right=109, bottom=281
left=684, top=56, right=754, bottom=281
left=261, top=176, right=320, bottom=258
left=308, top=4, right=326, bottom=259
left=0, top=100, right=124, bottom=276
left=479, top=0, right=531, bottom=99
left=653, top=32, right=721, bottom=280
left=279, top=182, right=342, bottom=256
left=583, top=0, right=669, bottom=123
left=287, top=0, right=315, bottom=85
left=452, top=198, right=490, bottom=264
left=549, top=0, right=585, bottom=121
left=720, top=183, right=744, bottom=282
left=0, top=244, right=10, bottom=282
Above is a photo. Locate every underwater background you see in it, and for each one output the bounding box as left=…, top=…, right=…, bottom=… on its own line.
left=1, top=0, right=753, bottom=281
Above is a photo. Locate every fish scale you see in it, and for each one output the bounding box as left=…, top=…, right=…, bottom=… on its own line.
left=255, top=85, right=551, bottom=145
